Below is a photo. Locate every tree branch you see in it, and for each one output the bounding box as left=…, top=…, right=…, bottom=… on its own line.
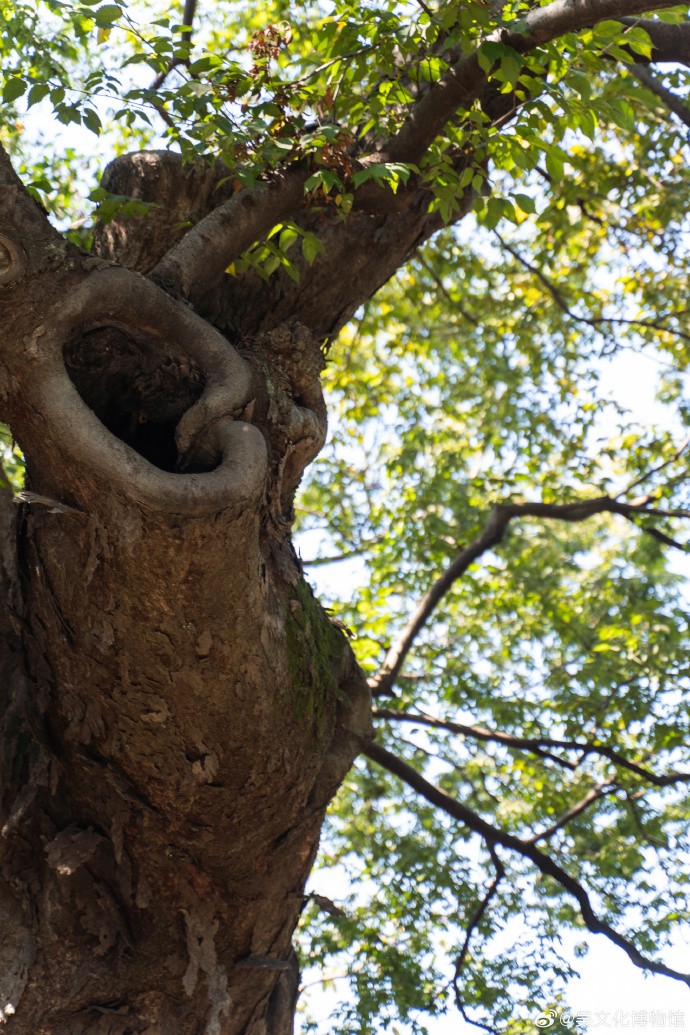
left=373, top=708, right=578, bottom=769
left=150, top=166, right=308, bottom=301
left=373, top=707, right=690, bottom=786
left=495, top=231, right=690, bottom=344
left=364, top=740, right=690, bottom=987
left=384, top=1, right=688, bottom=163
left=150, top=0, right=198, bottom=90
left=529, top=782, right=616, bottom=844
left=0, top=144, right=67, bottom=285
left=619, top=435, right=690, bottom=497
left=629, top=62, right=690, bottom=131
left=369, top=494, right=690, bottom=696
left=453, top=843, right=505, bottom=1035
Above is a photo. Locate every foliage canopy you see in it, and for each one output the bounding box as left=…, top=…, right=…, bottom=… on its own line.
left=3, top=0, right=690, bottom=1031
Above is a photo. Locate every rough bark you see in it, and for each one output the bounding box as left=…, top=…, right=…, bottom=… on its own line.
left=94, top=150, right=461, bottom=342
left=0, top=148, right=371, bottom=1034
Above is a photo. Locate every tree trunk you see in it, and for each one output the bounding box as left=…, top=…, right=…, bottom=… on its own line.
left=0, top=153, right=372, bottom=1033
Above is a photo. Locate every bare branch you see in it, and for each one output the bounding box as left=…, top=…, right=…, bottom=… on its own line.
left=370, top=494, right=690, bottom=696
left=302, top=547, right=371, bottom=567
left=150, top=0, right=198, bottom=91
left=623, top=791, right=668, bottom=849
left=150, top=167, right=308, bottom=301
left=373, top=707, right=690, bottom=787
left=364, top=740, right=690, bottom=988
left=417, top=254, right=480, bottom=327
left=495, top=231, right=690, bottom=344
left=630, top=62, right=690, bottom=131
left=453, top=844, right=505, bottom=1035
left=529, top=782, right=616, bottom=844
left=373, top=708, right=578, bottom=769
left=411, top=0, right=434, bottom=18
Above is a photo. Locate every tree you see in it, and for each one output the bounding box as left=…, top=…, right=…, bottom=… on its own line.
left=2, top=0, right=690, bottom=1031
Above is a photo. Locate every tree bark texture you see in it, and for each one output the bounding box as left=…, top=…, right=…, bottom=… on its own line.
left=0, top=151, right=373, bottom=1034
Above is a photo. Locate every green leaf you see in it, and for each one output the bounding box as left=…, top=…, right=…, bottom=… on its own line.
left=302, top=232, right=325, bottom=265
left=94, top=4, right=122, bottom=27
left=513, top=193, right=535, bottom=215
left=3, top=77, right=27, bottom=103
left=82, top=107, right=102, bottom=135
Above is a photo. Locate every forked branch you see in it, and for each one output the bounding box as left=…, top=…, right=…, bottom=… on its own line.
left=370, top=493, right=690, bottom=696
left=365, top=740, right=690, bottom=987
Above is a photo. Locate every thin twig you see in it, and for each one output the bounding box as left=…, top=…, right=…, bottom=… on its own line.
left=373, top=708, right=578, bottom=769
left=411, top=0, right=435, bottom=20
left=417, top=253, right=480, bottom=326
left=453, top=843, right=505, bottom=1035
left=150, top=0, right=198, bottom=91
left=619, top=435, right=690, bottom=498
left=494, top=231, right=690, bottom=344
left=529, top=782, right=616, bottom=844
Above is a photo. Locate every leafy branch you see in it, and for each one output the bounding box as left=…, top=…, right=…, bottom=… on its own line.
left=384, top=0, right=688, bottom=164
left=370, top=490, right=690, bottom=697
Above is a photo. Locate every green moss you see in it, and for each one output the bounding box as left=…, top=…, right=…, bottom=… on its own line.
left=285, top=579, right=347, bottom=736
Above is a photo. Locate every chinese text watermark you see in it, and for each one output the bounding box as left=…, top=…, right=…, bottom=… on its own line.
left=535, top=1009, right=687, bottom=1030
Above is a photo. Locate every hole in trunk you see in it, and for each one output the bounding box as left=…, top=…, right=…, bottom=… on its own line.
left=64, top=326, right=205, bottom=473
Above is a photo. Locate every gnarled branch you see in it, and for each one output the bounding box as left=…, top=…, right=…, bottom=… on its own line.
left=150, top=167, right=308, bottom=302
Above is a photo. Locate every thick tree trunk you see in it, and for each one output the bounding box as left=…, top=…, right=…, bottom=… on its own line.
left=0, top=155, right=371, bottom=1033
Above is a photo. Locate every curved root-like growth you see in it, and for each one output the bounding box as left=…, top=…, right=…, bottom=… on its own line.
left=12, top=265, right=268, bottom=515
left=0, top=233, right=24, bottom=287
